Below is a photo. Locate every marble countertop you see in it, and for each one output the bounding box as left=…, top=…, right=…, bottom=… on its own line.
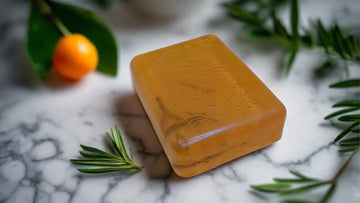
left=1, top=0, right=359, bottom=202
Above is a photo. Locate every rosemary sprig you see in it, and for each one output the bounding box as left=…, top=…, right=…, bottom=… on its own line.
left=326, top=79, right=360, bottom=152
left=251, top=146, right=359, bottom=203
left=71, top=126, right=143, bottom=174
left=224, top=0, right=360, bottom=202
left=250, top=79, right=359, bottom=202
left=224, top=0, right=360, bottom=75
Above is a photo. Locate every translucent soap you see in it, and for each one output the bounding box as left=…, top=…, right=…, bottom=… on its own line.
left=131, top=35, right=286, bottom=177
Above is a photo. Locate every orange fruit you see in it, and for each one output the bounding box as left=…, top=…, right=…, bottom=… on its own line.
left=52, top=34, right=98, bottom=80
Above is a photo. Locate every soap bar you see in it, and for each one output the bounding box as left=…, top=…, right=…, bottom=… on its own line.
left=131, top=35, right=286, bottom=177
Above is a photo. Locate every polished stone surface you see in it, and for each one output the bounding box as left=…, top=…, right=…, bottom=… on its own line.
left=0, top=0, right=359, bottom=202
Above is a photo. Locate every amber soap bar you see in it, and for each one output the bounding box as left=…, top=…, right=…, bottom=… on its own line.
left=131, top=35, right=286, bottom=177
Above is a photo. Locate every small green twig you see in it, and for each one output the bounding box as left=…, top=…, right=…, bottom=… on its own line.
left=250, top=147, right=359, bottom=202
left=224, top=0, right=360, bottom=75
left=226, top=0, right=360, bottom=202
left=332, top=146, right=360, bottom=183
left=71, top=125, right=143, bottom=174
left=33, top=0, right=71, bottom=36
left=251, top=78, right=360, bottom=202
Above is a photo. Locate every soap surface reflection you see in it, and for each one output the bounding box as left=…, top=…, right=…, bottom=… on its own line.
left=131, top=35, right=286, bottom=177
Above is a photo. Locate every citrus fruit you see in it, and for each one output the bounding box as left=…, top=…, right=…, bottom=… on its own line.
left=52, top=34, right=98, bottom=80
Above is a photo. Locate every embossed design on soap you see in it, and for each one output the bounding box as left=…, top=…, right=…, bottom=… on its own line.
left=149, top=38, right=213, bottom=65
left=170, top=62, right=214, bottom=100
left=226, top=83, right=259, bottom=113
left=131, top=35, right=286, bottom=177
left=156, top=97, right=218, bottom=140
left=155, top=61, right=262, bottom=148
left=157, top=63, right=231, bottom=106
left=156, top=62, right=230, bottom=128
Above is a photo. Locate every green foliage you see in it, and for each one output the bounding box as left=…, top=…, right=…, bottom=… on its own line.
left=71, top=126, right=143, bottom=174
left=251, top=170, right=334, bottom=202
left=26, top=3, right=61, bottom=80
left=91, top=0, right=114, bottom=8
left=49, top=1, right=118, bottom=76
left=223, top=0, right=360, bottom=75
left=250, top=157, right=360, bottom=203
left=250, top=78, right=360, bottom=202
left=224, top=1, right=360, bottom=202
left=247, top=78, right=359, bottom=203
left=26, top=0, right=118, bottom=80
left=326, top=79, right=360, bottom=152
left=329, top=79, right=360, bottom=88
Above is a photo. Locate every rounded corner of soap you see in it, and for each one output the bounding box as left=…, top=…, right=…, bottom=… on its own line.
left=203, top=34, right=221, bottom=41
left=130, top=54, right=145, bottom=71
left=279, top=101, right=287, bottom=118
left=172, top=167, right=196, bottom=178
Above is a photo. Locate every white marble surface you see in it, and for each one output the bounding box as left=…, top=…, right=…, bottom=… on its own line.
left=1, top=0, right=360, bottom=202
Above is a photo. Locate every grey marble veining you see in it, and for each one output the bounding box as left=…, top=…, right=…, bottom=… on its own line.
left=1, top=0, right=360, bottom=202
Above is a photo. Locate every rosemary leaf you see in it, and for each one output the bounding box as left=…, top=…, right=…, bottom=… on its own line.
left=272, top=12, right=289, bottom=39
left=250, top=183, right=292, bottom=193
left=351, top=128, right=360, bottom=133
left=334, top=122, right=360, bottom=142
left=331, top=25, right=347, bottom=59
left=290, top=0, right=299, bottom=41
left=338, top=114, right=360, bottom=122
left=282, top=198, right=313, bottom=203
left=340, top=137, right=360, bottom=144
left=315, top=59, right=337, bottom=76
left=289, top=170, right=313, bottom=180
left=324, top=107, right=359, bottom=120
left=115, top=126, right=132, bottom=162
left=332, top=100, right=360, bottom=108
left=106, top=130, right=120, bottom=156
left=319, top=184, right=336, bottom=203
left=79, top=151, right=111, bottom=159
left=338, top=147, right=358, bottom=153
left=284, top=49, right=298, bottom=75
left=71, top=159, right=127, bottom=166
left=224, top=4, right=260, bottom=25
left=107, top=128, right=125, bottom=160
left=77, top=166, right=136, bottom=173
left=344, top=36, right=355, bottom=58
left=274, top=178, right=318, bottom=183
left=279, top=182, right=330, bottom=195
left=317, top=20, right=330, bottom=53
left=351, top=36, right=360, bottom=60
left=80, top=144, right=109, bottom=155
left=339, top=141, right=359, bottom=148
left=329, top=79, right=360, bottom=88
left=81, top=144, right=123, bottom=160
left=306, top=20, right=317, bottom=47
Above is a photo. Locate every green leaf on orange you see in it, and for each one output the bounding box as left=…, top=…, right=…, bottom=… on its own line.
left=25, top=1, right=118, bottom=80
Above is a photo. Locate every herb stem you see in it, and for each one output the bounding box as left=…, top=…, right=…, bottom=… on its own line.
left=332, top=146, right=360, bottom=183
left=123, top=159, right=143, bottom=169
left=33, top=0, right=71, bottom=36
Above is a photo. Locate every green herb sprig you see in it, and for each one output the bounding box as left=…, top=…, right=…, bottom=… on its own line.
left=249, top=68, right=359, bottom=203
left=71, top=126, right=143, bottom=174
left=249, top=80, right=359, bottom=203
left=224, top=0, right=360, bottom=75
left=251, top=146, right=359, bottom=203
left=326, top=79, right=360, bottom=153
left=224, top=0, right=360, bottom=202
